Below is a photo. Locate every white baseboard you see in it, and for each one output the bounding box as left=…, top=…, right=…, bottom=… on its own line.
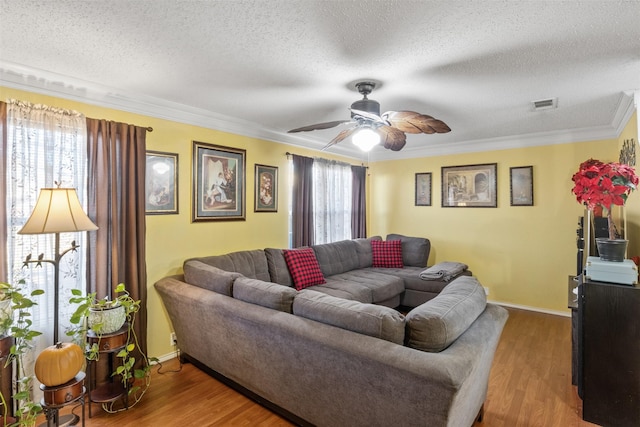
left=152, top=350, right=179, bottom=364
left=489, top=299, right=571, bottom=318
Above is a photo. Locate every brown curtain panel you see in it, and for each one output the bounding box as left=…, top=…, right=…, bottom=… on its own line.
left=85, top=118, right=148, bottom=359
left=0, top=101, right=7, bottom=281
left=351, top=165, right=367, bottom=238
left=291, top=154, right=314, bottom=248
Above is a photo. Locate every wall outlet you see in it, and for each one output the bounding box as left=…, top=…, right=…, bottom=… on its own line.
left=483, top=287, right=490, bottom=296
left=170, top=332, right=177, bottom=346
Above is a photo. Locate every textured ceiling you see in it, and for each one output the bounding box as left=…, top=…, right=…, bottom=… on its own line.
left=1, top=0, right=639, bottom=160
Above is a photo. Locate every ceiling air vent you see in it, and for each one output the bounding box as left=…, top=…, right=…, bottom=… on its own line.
left=531, top=98, right=558, bottom=111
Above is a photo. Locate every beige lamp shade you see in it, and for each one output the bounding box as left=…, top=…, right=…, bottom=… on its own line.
left=18, top=188, right=98, bottom=234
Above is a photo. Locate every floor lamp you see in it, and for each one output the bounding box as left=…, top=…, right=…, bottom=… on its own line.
left=17, top=186, right=98, bottom=344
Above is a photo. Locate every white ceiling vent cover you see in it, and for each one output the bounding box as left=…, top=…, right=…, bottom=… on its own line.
left=532, top=98, right=558, bottom=111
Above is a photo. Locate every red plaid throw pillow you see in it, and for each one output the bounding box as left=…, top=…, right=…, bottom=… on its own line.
left=371, top=240, right=404, bottom=268
left=282, top=247, right=327, bottom=290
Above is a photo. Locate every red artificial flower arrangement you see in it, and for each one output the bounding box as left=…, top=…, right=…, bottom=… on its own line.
left=571, top=158, right=639, bottom=239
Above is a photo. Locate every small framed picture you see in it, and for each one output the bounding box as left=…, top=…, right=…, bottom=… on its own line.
left=415, top=173, right=432, bottom=206
left=510, top=166, right=534, bottom=206
left=145, top=151, right=178, bottom=215
left=192, top=141, right=246, bottom=221
left=441, top=163, right=497, bottom=208
left=255, top=164, right=278, bottom=212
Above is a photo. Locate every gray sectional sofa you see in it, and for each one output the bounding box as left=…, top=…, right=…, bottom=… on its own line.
left=154, top=235, right=508, bottom=427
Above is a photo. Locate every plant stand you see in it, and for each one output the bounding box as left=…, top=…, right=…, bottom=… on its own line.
left=0, top=335, right=15, bottom=424
left=38, top=372, right=85, bottom=427
left=86, top=325, right=129, bottom=418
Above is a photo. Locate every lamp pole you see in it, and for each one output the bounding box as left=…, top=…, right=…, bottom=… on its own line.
left=21, top=234, right=80, bottom=344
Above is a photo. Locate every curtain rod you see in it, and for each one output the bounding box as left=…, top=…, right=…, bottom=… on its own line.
left=285, top=151, right=368, bottom=168
left=146, top=127, right=153, bottom=132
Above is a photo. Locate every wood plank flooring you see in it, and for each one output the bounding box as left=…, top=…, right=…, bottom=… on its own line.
left=44, top=308, right=597, bottom=427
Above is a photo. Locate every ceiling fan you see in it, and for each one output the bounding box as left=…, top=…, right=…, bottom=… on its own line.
left=288, top=81, right=451, bottom=152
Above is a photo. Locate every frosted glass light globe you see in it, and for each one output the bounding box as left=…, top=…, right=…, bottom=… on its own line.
left=352, top=128, right=381, bottom=151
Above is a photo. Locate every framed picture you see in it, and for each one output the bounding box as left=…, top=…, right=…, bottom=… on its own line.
left=441, top=163, right=497, bottom=208
left=145, top=151, right=178, bottom=215
left=415, top=173, right=432, bottom=206
left=254, top=164, right=278, bottom=212
left=192, top=141, right=246, bottom=221
left=510, top=166, right=534, bottom=206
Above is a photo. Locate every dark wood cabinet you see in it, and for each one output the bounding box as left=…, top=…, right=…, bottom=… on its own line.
left=580, top=280, right=640, bottom=426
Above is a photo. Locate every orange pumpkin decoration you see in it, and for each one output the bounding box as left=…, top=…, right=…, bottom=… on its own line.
left=35, top=342, right=84, bottom=387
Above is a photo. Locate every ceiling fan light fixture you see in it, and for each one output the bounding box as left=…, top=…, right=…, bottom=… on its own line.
left=352, top=127, right=380, bottom=152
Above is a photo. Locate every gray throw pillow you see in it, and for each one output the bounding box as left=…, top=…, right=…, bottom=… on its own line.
left=233, top=277, right=298, bottom=313
left=405, top=275, right=486, bottom=352
left=293, top=290, right=405, bottom=344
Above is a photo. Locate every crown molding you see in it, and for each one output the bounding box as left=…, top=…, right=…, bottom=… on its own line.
left=1, top=61, right=635, bottom=164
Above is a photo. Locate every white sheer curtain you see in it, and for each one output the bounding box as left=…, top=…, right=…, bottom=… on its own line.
left=5, top=99, right=87, bottom=391
left=312, top=158, right=352, bottom=244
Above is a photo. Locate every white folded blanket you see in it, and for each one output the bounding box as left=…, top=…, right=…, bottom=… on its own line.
left=419, top=261, right=468, bottom=282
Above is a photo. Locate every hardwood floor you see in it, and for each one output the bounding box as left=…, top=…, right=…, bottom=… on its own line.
left=45, top=308, right=597, bottom=427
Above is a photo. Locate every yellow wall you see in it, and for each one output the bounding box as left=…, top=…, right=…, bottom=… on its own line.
left=2, top=86, right=638, bottom=358
left=368, top=132, right=637, bottom=312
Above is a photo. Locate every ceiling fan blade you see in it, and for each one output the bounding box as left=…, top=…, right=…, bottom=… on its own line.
left=288, top=120, right=353, bottom=133
left=322, top=127, right=357, bottom=151
left=383, top=111, right=451, bottom=134
left=378, top=126, right=407, bottom=151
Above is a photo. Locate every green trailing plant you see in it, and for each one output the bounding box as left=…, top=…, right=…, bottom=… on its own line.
left=0, top=280, right=44, bottom=427
left=67, top=283, right=157, bottom=412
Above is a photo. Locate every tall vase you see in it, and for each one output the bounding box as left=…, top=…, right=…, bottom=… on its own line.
left=595, top=238, right=628, bottom=262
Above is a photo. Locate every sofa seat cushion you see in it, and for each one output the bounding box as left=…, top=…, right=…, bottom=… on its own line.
left=293, top=290, right=406, bottom=344
left=324, top=269, right=405, bottom=304
left=405, top=275, right=487, bottom=352
left=305, top=281, right=374, bottom=303
left=189, top=249, right=270, bottom=282
left=374, top=267, right=472, bottom=294
left=233, top=277, right=298, bottom=313
left=183, top=260, right=242, bottom=296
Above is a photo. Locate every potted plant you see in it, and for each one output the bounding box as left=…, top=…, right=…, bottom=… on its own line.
left=571, top=158, right=639, bottom=261
left=0, top=280, right=44, bottom=427
left=67, top=283, right=156, bottom=410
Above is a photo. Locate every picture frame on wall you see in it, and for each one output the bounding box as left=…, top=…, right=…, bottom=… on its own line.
left=145, top=150, right=178, bottom=215
left=415, top=172, right=432, bottom=206
left=510, top=165, right=534, bottom=206
left=254, top=164, right=278, bottom=212
left=192, top=141, right=246, bottom=221
left=441, top=163, right=497, bottom=208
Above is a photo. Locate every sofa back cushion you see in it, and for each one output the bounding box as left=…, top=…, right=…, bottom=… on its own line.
left=293, top=290, right=405, bottom=345
left=183, top=260, right=242, bottom=296
left=353, top=236, right=382, bottom=268
left=189, top=249, right=270, bottom=281
left=233, top=277, right=298, bottom=313
left=265, top=248, right=293, bottom=287
left=386, top=234, right=430, bottom=268
left=312, top=239, right=361, bottom=276
left=405, top=275, right=487, bottom=352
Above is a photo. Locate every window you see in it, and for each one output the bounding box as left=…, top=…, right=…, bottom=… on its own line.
left=312, top=158, right=352, bottom=244
left=4, top=100, right=87, bottom=367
